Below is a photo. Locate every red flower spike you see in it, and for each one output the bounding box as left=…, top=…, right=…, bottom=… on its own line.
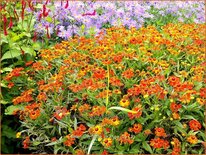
left=38, top=13, right=42, bottom=21
left=42, top=5, right=50, bottom=17
left=3, top=15, right=8, bottom=36
left=28, top=0, right=34, bottom=11
left=0, top=3, right=6, bottom=11
left=21, top=0, right=26, bottom=20
left=14, top=9, right=19, bottom=20
left=8, top=17, right=13, bottom=29
left=21, top=49, right=25, bottom=55
left=45, top=0, right=50, bottom=5
left=43, top=4, right=46, bottom=16
left=33, top=31, right=37, bottom=42
left=46, top=26, right=50, bottom=39
left=65, top=0, right=69, bottom=9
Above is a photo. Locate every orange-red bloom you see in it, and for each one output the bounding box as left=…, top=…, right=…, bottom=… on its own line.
left=170, top=102, right=182, bottom=112
left=64, top=134, right=75, bottom=147
left=150, top=138, right=169, bottom=149
left=118, top=132, right=134, bottom=145
left=23, top=136, right=30, bottom=149
left=189, top=120, right=202, bottom=131
left=155, top=127, right=167, bottom=137
left=168, top=76, right=180, bottom=87
left=129, top=123, right=142, bottom=134
left=128, top=107, right=142, bottom=120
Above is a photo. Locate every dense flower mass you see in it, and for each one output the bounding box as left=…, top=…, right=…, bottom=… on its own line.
left=3, top=21, right=205, bottom=154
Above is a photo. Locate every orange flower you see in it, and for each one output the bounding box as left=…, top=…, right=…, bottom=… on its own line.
left=122, top=68, right=134, bottom=79
left=53, top=107, right=69, bottom=120
left=110, top=76, right=123, bottom=87
left=51, top=137, right=57, bottom=142
left=92, top=68, right=106, bottom=80
left=168, top=76, right=180, bottom=87
left=189, top=120, right=202, bottom=131
left=171, top=138, right=181, bottom=149
left=101, top=150, right=108, bottom=155
left=29, top=109, right=40, bottom=120
left=170, top=102, right=182, bottom=112
left=12, top=89, right=34, bottom=105
left=118, top=132, right=134, bottom=145
left=171, top=147, right=181, bottom=155
left=172, top=112, right=180, bottom=120
left=64, top=134, right=75, bottom=147
left=199, top=88, right=206, bottom=98
left=72, top=124, right=86, bottom=137
left=155, top=127, right=167, bottom=137
left=75, top=149, right=85, bottom=155
left=5, top=67, right=24, bottom=81
left=129, top=123, right=142, bottom=134
left=150, top=138, right=169, bottom=149
left=128, top=107, right=142, bottom=120
left=144, top=129, right=152, bottom=135
left=25, top=102, right=41, bottom=120
left=89, top=106, right=106, bottom=117
left=8, top=82, right=14, bottom=88
left=187, top=135, right=198, bottom=144
left=78, top=104, right=90, bottom=114
left=23, top=136, right=30, bottom=149
left=37, top=92, right=47, bottom=101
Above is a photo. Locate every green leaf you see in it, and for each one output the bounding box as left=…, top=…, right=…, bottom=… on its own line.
left=142, top=141, right=153, bottom=154
left=1, top=49, right=21, bottom=61
left=46, top=16, right=53, bottom=23
left=4, top=105, right=24, bottom=115
left=22, top=32, right=31, bottom=37
left=33, top=141, right=41, bottom=146
left=22, top=46, right=36, bottom=56
left=2, top=125, right=16, bottom=138
left=108, top=106, right=138, bottom=114
left=46, top=137, right=64, bottom=146
left=182, top=115, right=196, bottom=120
left=0, top=35, right=8, bottom=45
left=87, top=134, right=98, bottom=154
left=35, top=3, right=43, bottom=9
left=1, top=82, right=8, bottom=88
left=32, top=42, right=41, bottom=50
left=173, top=121, right=184, bottom=128
left=0, top=67, right=13, bottom=73
left=0, top=100, right=9, bottom=105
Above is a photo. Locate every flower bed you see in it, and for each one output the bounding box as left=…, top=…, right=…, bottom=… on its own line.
left=3, top=22, right=206, bottom=154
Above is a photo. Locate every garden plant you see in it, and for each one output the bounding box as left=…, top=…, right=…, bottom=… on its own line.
left=1, top=0, right=205, bottom=154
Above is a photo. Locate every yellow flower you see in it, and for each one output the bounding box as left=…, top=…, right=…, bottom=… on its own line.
left=196, top=98, right=204, bottom=105
left=111, top=116, right=120, bottom=126
left=143, top=94, right=149, bottom=98
left=90, top=125, right=103, bottom=135
left=187, top=135, right=198, bottom=144
left=101, top=138, right=112, bottom=147
left=16, top=132, right=21, bottom=138
left=119, top=98, right=130, bottom=107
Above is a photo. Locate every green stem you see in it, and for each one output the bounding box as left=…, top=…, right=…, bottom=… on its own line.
left=27, top=14, right=33, bottom=33
left=106, top=64, right=110, bottom=109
